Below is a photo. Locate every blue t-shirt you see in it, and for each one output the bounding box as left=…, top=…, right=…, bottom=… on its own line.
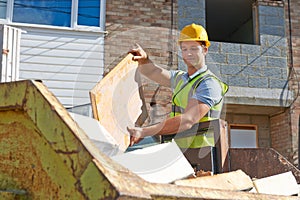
left=170, top=65, right=223, bottom=108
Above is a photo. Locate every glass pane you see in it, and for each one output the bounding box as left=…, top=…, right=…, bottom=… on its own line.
left=78, top=0, right=100, bottom=27
left=0, top=0, right=7, bottom=19
left=13, top=0, right=72, bottom=27
left=230, top=129, right=257, bottom=148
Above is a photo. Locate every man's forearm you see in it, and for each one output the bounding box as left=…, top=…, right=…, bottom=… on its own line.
left=138, top=59, right=158, bottom=78
left=138, top=61, right=171, bottom=87
left=142, top=115, right=195, bottom=137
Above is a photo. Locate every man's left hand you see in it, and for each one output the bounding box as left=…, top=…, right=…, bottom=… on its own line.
left=127, top=127, right=144, bottom=146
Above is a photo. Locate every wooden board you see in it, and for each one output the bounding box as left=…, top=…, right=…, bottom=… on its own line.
left=90, top=53, right=148, bottom=152
left=175, top=169, right=253, bottom=191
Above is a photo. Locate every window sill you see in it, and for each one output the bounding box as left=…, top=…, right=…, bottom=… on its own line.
left=1, top=20, right=107, bottom=35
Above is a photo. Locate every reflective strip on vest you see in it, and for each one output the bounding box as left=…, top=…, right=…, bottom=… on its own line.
left=175, top=129, right=215, bottom=148
left=172, top=105, right=221, bottom=119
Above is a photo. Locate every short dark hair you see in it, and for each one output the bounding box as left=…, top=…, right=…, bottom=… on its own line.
left=198, top=41, right=206, bottom=46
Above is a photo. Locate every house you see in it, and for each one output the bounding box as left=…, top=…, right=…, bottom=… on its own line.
left=0, top=0, right=106, bottom=109
left=0, top=0, right=300, bottom=168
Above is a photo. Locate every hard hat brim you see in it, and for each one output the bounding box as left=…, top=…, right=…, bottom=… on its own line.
left=178, top=39, right=211, bottom=47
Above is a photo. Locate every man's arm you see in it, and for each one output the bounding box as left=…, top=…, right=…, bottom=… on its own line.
left=128, top=98, right=210, bottom=146
left=129, top=44, right=171, bottom=87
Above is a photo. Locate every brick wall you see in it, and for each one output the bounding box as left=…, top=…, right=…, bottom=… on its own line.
left=270, top=110, right=293, bottom=160
left=290, top=109, right=300, bottom=165
left=255, top=0, right=300, bottom=165
left=105, top=0, right=178, bottom=125
left=226, top=114, right=271, bottom=148
left=106, top=0, right=176, bottom=28
left=259, top=0, right=300, bottom=165
left=105, top=0, right=178, bottom=69
left=284, top=0, right=300, bottom=166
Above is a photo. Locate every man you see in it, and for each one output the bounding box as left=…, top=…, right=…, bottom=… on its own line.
left=128, top=23, right=228, bottom=148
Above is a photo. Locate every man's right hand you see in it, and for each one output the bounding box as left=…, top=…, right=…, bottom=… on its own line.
left=128, top=43, right=171, bottom=87
left=128, top=43, right=150, bottom=64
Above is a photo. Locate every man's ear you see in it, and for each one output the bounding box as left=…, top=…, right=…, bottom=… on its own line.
left=203, top=46, right=208, bottom=55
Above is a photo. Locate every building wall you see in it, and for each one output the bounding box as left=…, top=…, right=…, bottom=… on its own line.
left=226, top=114, right=271, bottom=148
left=178, top=0, right=295, bottom=162
left=105, top=0, right=299, bottom=165
left=270, top=110, right=292, bottom=156
left=177, top=0, right=206, bottom=30
left=17, top=26, right=105, bottom=107
left=178, top=0, right=288, bottom=90
left=284, top=0, right=300, bottom=166
left=105, top=0, right=178, bottom=125
left=258, top=0, right=300, bottom=165
left=105, top=0, right=178, bottom=70
left=0, top=1, right=106, bottom=109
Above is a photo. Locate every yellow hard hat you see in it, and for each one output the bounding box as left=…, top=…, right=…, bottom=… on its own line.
left=178, top=23, right=210, bottom=47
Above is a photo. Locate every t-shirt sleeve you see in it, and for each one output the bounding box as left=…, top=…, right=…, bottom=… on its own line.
left=170, top=70, right=179, bottom=90
left=192, top=77, right=223, bottom=108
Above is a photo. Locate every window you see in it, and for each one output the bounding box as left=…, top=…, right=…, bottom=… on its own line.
left=0, top=0, right=7, bottom=19
left=78, top=0, right=100, bottom=27
left=229, top=124, right=258, bottom=148
left=2, top=0, right=105, bottom=29
left=13, top=0, right=72, bottom=27
left=206, top=0, right=255, bottom=44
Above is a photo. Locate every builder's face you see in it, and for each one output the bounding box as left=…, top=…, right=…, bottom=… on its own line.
left=181, top=41, right=207, bottom=69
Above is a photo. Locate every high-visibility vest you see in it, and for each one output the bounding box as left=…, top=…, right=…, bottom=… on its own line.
left=169, top=69, right=228, bottom=148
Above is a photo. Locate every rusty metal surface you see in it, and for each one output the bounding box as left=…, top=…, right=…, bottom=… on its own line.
left=0, top=80, right=299, bottom=199
left=0, top=80, right=149, bottom=199
left=90, top=53, right=148, bottom=152
left=0, top=190, right=28, bottom=200
left=229, top=148, right=300, bottom=183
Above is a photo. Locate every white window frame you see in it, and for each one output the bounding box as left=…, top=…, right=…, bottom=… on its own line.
left=2, top=0, right=106, bottom=32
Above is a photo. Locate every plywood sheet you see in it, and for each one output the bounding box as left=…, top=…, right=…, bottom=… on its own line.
left=175, top=169, right=253, bottom=191
left=90, top=53, right=148, bottom=152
